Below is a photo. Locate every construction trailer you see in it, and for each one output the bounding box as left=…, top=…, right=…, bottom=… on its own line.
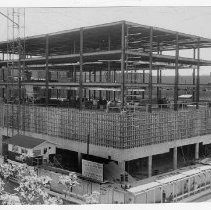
left=0, top=20, right=211, bottom=186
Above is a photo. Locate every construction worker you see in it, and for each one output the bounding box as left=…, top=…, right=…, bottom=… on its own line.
left=168, top=193, right=173, bottom=203
left=162, top=190, right=166, bottom=203
left=106, top=100, right=113, bottom=112
left=184, top=180, right=189, bottom=193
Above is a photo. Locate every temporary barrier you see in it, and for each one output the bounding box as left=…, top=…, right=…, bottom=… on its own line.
left=128, top=165, right=211, bottom=203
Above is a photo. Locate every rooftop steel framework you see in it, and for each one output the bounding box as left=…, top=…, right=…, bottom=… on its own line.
left=0, top=20, right=211, bottom=111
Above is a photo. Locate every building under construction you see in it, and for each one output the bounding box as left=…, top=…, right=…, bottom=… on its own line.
left=1, top=20, right=211, bottom=185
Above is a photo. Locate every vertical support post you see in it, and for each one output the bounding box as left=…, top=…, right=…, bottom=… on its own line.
left=174, top=33, right=179, bottom=111
left=18, top=38, right=22, bottom=102
left=159, top=69, right=162, bottom=99
left=56, top=89, right=59, bottom=99
left=45, top=34, right=49, bottom=106
left=196, top=38, right=200, bottom=109
left=148, top=27, right=153, bottom=113
left=195, top=143, right=199, bottom=160
left=108, top=32, right=111, bottom=100
left=2, top=53, right=5, bottom=98
left=108, top=61, right=111, bottom=100
left=148, top=155, right=152, bottom=177
left=73, top=38, right=76, bottom=82
left=142, top=70, right=145, bottom=99
left=89, top=70, right=91, bottom=99
left=121, top=21, right=126, bottom=110
left=188, top=177, right=190, bottom=196
left=73, top=66, right=76, bottom=82
left=192, top=48, right=196, bottom=102
left=99, top=70, right=102, bottom=99
left=157, top=44, right=160, bottom=104
left=78, top=152, right=82, bottom=170
left=87, top=133, right=90, bottom=155
left=79, top=28, right=83, bottom=109
left=126, top=161, right=130, bottom=174
left=119, top=161, right=125, bottom=173
left=93, top=70, right=96, bottom=98
left=157, top=68, right=160, bottom=104
left=173, top=147, right=177, bottom=170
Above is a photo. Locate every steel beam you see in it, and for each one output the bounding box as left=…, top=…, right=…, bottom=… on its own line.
left=148, top=27, right=153, bottom=113
left=174, top=33, right=179, bottom=111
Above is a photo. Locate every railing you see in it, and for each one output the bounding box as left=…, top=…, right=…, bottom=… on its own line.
left=127, top=101, right=211, bottom=112
left=1, top=102, right=211, bottom=149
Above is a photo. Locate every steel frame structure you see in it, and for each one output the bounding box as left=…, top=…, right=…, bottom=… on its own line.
left=0, top=20, right=210, bottom=111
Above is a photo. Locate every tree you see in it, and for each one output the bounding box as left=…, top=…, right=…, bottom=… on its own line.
left=84, top=191, right=100, bottom=204
left=0, top=162, right=102, bottom=205
left=0, top=162, right=63, bottom=205
left=58, top=172, right=79, bottom=197
left=58, top=173, right=101, bottom=204
left=0, top=194, right=21, bottom=205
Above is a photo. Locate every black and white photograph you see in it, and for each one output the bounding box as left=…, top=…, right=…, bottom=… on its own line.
left=0, top=1, right=211, bottom=207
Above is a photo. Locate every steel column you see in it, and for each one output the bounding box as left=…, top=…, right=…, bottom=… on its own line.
left=93, top=70, right=96, bottom=98
left=196, top=38, right=200, bottom=109
left=174, top=33, right=179, bottom=111
left=157, top=45, right=160, bottom=103
left=89, top=70, right=91, bottom=99
left=108, top=32, right=111, bottom=100
left=159, top=69, right=162, bottom=99
left=99, top=70, right=102, bottom=99
left=157, top=68, right=160, bottom=103
left=192, top=48, right=196, bottom=102
left=142, top=70, right=145, bottom=99
left=121, top=21, right=126, bottom=110
left=18, top=38, right=22, bottom=101
left=148, top=27, right=153, bottom=113
left=45, top=34, right=49, bottom=106
left=79, top=28, right=83, bottom=109
left=107, top=62, right=111, bottom=100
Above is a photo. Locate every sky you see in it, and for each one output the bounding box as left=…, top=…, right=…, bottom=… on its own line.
left=0, top=6, right=211, bottom=76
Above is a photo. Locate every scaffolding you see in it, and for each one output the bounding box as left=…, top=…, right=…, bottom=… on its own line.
left=1, top=102, right=211, bottom=149
left=5, top=8, right=25, bottom=136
